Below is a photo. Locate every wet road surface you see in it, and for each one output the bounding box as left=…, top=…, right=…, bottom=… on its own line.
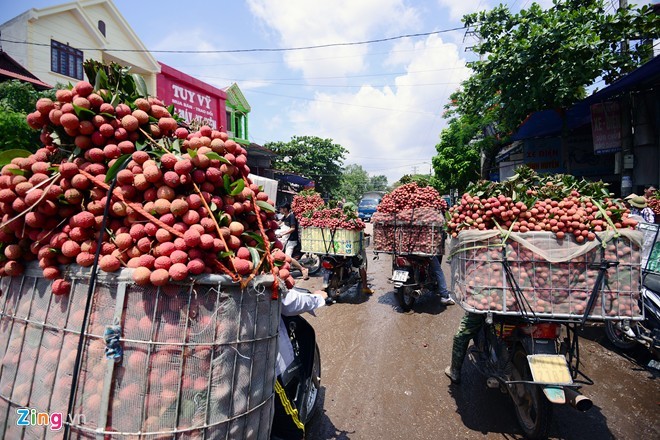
left=293, top=225, right=660, bottom=440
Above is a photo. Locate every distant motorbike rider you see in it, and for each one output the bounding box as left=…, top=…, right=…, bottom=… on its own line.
left=272, top=287, right=327, bottom=439
left=278, top=203, right=309, bottom=280
left=431, top=255, right=454, bottom=306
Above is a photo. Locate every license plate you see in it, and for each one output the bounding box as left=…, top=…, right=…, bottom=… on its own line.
left=392, top=270, right=409, bottom=282
left=527, top=354, right=573, bottom=385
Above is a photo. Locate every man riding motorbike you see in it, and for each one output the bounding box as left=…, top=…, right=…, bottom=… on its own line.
left=272, top=287, right=327, bottom=440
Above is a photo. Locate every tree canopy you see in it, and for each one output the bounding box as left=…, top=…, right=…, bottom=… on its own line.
left=265, top=135, right=347, bottom=198
left=336, top=165, right=389, bottom=204
left=440, top=0, right=660, bottom=179
left=0, top=80, right=53, bottom=152
left=432, top=115, right=483, bottom=194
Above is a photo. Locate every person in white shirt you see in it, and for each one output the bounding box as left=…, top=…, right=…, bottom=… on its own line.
left=272, top=287, right=326, bottom=439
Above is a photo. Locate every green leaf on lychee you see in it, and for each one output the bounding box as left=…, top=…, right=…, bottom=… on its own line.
left=6, top=168, right=25, bottom=176
left=99, top=112, right=116, bottom=119
left=188, top=148, right=198, bottom=158
left=229, top=179, right=245, bottom=196
left=72, top=103, right=95, bottom=119
left=248, top=246, right=261, bottom=268
left=210, top=202, right=218, bottom=212
left=105, top=154, right=132, bottom=183
left=256, top=201, right=276, bottom=213
left=205, top=152, right=231, bottom=164
left=132, top=74, right=148, bottom=97
left=93, top=68, right=108, bottom=91
left=242, top=232, right=265, bottom=250
left=223, top=175, right=231, bottom=194
left=167, top=104, right=175, bottom=115
left=171, top=139, right=181, bottom=154
left=0, top=149, right=31, bottom=167
left=218, top=251, right=234, bottom=259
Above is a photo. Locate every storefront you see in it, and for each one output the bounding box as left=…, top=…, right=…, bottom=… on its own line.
left=156, top=62, right=227, bottom=130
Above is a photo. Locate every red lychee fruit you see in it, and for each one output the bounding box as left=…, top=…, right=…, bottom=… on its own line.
left=61, top=240, right=81, bottom=258
left=99, top=255, right=121, bottom=272
left=169, top=263, right=189, bottom=281
left=52, top=279, right=71, bottom=295
left=133, top=267, right=152, bottom=286
left=150, top=268, right=170, bottom=286
left=187, top=258, right=205, bottom=275
left=43, top=266, right=61, bottom=280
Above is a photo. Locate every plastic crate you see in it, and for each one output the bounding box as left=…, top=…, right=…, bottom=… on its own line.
left=0, top=263, right=280, bottom=439
left=300, top=228, right=364, bottom=256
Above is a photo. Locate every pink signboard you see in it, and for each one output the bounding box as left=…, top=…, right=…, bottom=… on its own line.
left=591, top=102, right=621, bottom=154
left=157, top=62, right=227, bottom=131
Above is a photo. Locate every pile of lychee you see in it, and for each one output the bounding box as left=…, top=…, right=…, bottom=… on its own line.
left=0, top=80, right=295, bottom=295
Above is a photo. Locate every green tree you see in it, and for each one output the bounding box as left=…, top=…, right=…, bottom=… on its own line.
left=432, top=114, right=485, bottom=194
left=393, top=174, right=433, bottom=188
left=266, top=136, right=347, bottom=198
left=0, top=80, right=46, bottom=152
left=449, top=0, right=660, bottom=177
left=368, top=175, right=388, bottom=192
left=338, top=164, right=369, bottom=204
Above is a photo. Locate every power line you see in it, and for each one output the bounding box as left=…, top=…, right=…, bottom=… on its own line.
left=0, top=27, right=466, bottom=54
left=244, top=89, right=440, bottom=115
left=193, top=66, right=469, bottom=83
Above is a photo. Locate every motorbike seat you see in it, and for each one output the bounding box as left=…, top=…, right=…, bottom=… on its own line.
left=643, top=272, right=660, bottom=293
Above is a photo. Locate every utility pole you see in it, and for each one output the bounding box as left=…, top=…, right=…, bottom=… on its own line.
left=411, top=165, right=418, bottom=175
left=619, top=0, right=633, bottom=196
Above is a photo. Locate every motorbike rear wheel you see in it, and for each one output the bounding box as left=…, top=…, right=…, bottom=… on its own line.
left=299, top=253, right=321, bottom=275
left=395, top=286, right=416, bottom=312
left=300, top=344, right=322, bottom=423
left=604, top=321, right=637, bottom=350
left=509, top=349, right=552, bottom=440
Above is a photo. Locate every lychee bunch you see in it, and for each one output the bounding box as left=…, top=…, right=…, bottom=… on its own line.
left=0, top=79, right=294, bottom=294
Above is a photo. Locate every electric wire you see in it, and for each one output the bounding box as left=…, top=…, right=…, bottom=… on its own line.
left=0, top=26, right=466, bottom=54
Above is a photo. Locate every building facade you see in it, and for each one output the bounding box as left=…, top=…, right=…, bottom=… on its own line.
left=0, top=0, right=159, bottom=93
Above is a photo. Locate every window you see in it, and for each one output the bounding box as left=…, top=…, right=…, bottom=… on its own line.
left=226, top=110, right=233, bottom=134
left=51, top=40, right=83, bottom=80
left=98, top=20, right=106, bottom=37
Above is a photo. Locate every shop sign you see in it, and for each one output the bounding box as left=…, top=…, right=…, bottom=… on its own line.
left=591, top=102, right=621, bottom=154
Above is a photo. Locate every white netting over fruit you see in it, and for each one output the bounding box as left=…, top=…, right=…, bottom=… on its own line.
left=449, top=230, right=644, bottom=320
left=0, top=264, right=279, bottom=439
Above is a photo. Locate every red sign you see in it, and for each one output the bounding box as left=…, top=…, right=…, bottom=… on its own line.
left=591, top=102, right=621, bottom=154
left=157, top=63, right=227, bottom=131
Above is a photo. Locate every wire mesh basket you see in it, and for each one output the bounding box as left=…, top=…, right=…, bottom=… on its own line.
left=372, top=208, right=445, bottom=256
left=450, top=230, right=644, bottom=321
left=0, top=263, right=280, bottom=439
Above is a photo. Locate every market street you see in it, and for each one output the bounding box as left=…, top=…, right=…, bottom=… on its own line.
left=295, top=225, right=660, bottom=440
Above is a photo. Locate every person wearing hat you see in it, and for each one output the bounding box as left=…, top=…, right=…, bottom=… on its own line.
left=629, top=196, right=655, bottom=223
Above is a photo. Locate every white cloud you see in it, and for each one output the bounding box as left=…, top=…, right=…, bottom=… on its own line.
left=246, top=0, right=420, bottom=79
left=283, top=34, right=470, bottom=183
left=435, top=0, right=489, bottom=22
left=436, top=0, right=556, bottom=22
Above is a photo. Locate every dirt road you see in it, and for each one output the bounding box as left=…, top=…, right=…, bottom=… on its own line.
left=293, top=225, right=660, bottom=440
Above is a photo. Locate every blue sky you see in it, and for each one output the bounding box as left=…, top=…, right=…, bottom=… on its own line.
left=1, top=0, right=560, bottom=184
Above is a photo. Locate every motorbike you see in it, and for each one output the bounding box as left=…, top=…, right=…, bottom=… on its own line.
left=291, top=240, right=322, bottom=275
left=468, top=314, right=593, bottom=439
left=276, top=225, right=321, bottom=276
left=390, top=254, right=437, bottom=312
left=605, top=222, right=660, bottom=359
left=321, top=254, right=361, bottom=303
left=278, top=312, right=322, bottom=431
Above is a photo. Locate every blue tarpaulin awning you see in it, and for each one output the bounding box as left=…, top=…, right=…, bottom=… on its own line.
left=511, top=56, right=660, bottom=141
left=274, top=171, right=314, bottom=187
